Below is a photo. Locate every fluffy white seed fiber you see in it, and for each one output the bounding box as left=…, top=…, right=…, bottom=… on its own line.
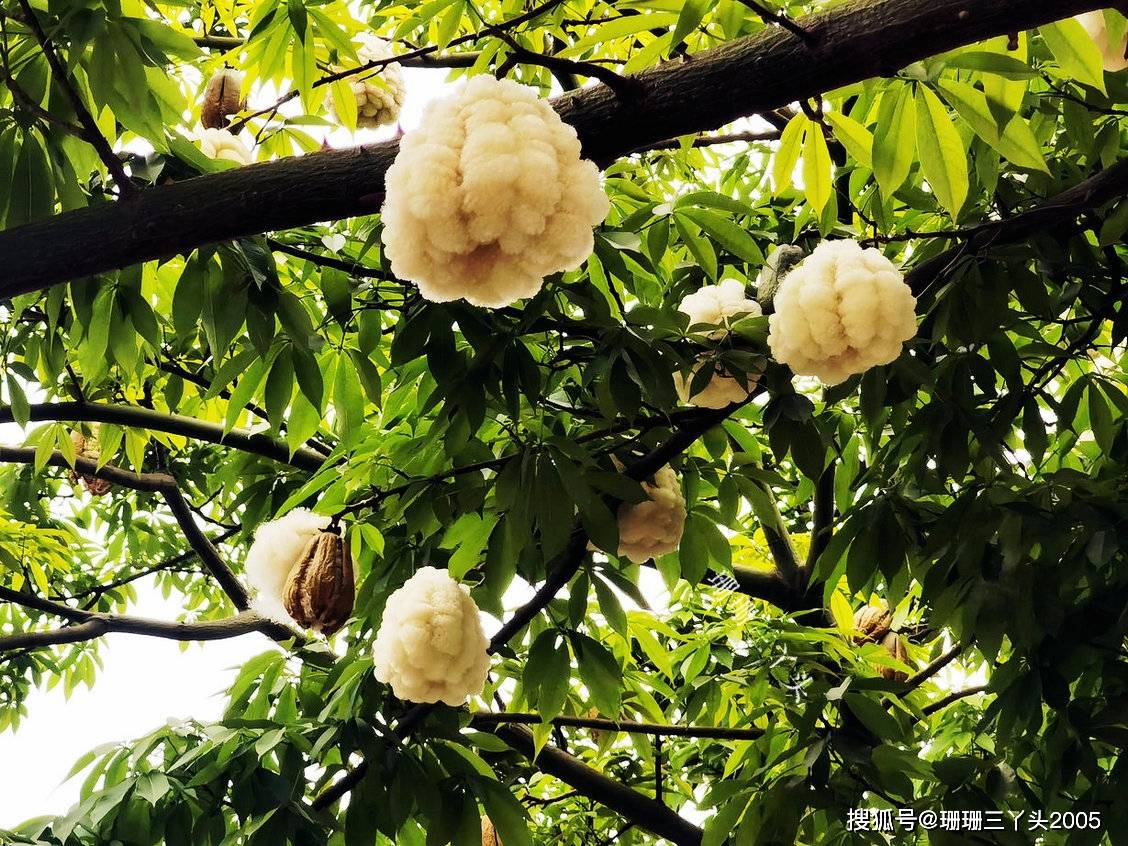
left=347, top=35, right=405, bottom=128
left=615, top=465, right=687, bottom=563
left=1076, top=11, right=1128, bottom=72
left=678, top=278, right=762, bottom=339
left=674, top=360, right=757, bottom=409
left=244, top=508, right=330, bottom=618
left=196, top=127, right=253, bottom=166
left=380, top=75, right=610, bottom=308
left=767, top=240, right=917, bottom=385
left=372, top=566, right=491, bottom=706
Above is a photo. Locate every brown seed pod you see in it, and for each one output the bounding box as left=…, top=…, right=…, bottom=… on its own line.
left=587, top=707, right=605, bottom=744
left=879, top=631, right=910, bottom=682
left=69, top=430, right=112, bottom=497
left=852, top=604, right=892, bottom=644
left=201, top=69, right=246, bottom=129
left=282, top=531, right=355, bottom=634
left=481, top=816, right=502, bottom=846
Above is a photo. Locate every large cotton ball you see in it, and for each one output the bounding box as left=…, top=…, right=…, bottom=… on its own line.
left=380, top=75, right=610, bottom=308
left=674, top=359, right=758, bottom=409
left=372, top=566, right=491, bottom=706
left=767, top=240, right=917, bottom=385
left=1076, top=11, right=1128, bottom=72
left=612, top=465, right=687, bottom=563
left=201, top=69, right=246, bottom=129
left=244, top=508, right=330, bottom=609
left=678, top=278, right=762, bottom=339
left=344, top=35, right=405, bottom=128
left=196, top=127, right=254, bottom=166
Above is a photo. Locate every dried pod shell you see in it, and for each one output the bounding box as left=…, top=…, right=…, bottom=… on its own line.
left=879, top=631, right=910, bottom=682
left=756, top=244, right=804, bottom=305
left=69, top=430, right=111, bottom=497
left=587, top=706, right=605, bottom=744
left=282, top=531, right=355, bottom=634
left=481, top=816, right=502, bottom=846
left=201, top=69, right=246, bottom=129
left=853, top=604, right=892, bottom=643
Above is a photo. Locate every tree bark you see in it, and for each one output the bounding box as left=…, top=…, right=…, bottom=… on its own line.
left=0, top=0, right=1105, bottom=298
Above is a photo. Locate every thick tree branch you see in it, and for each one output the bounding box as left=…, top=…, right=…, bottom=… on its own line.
left=0, top=446, right=175, bottom=491
left=492, top=724, right=704, bottom=846
left=0, top=0, right=1108, bottom=296
left=0, top=401, right=326, bottom=471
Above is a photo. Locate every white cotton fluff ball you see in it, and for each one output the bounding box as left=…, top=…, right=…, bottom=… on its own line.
left=767, top=240, right=917, bottom=385
left=244, top=508, right=330, bottom=620
left=1076, top=11, right=1128, bottom=72
left=196, top=127, right=254, bottom=166
left=347, top=35, right=406, bottom=128
left=614, top=465, right=687, bottom=563
left=674, top=360, right=758, bottom=409
left=372, top=566, right=491, bottom=706
left=380, top=75, right=610, bottom=308
left=678, top=278, right=763, bottom=340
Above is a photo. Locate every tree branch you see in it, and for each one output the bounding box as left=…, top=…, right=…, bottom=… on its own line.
left=805, top=463, right=835, bottom=574
left=469, top=711, right=765, bottom=741
left=491, top=724, right=704, bottom=846
left=15, top=0, right=136, bottom=196
left=161, top=484, right=251, bottom=611
left=734, top=0, right=815, bottom=44
left=0, top=401, right=327, bottom=472
left=0, top=0, right=1108, bottom=296
left=921, top=684, right=989, bottom=716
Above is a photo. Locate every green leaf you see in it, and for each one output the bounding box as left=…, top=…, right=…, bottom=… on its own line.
left=473, top=778, right=532, bottom=846
left=287, top=0, right=309, bottom=42
left=825, top=111, right=873, bottom=168
left=772, top=114, right=806, bottom=190
left=1040, top=18, right=1106, bottom=93
left=936, top=79, right=1047, bottom=172
left=914, top=86, right=968, bottom=216
left=572, top=634, right=622, bottom=716
left=873, top=84, right=915, bottom=197
left=802, top=123, right=833, bottom=214
left=678, top=208, right=762, bottom=264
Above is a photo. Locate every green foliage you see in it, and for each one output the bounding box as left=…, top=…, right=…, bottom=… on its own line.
left=0, top=0, right=1127, bottom=844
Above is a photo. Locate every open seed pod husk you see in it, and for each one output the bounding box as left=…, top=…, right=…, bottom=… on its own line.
left=282, top=531, right=354, bottom=634
left=481, top=816, right=503, bottom=846
left=853, top=604, right=892, bottom=644
left=69, top=430, right=112, bottom=497
left=201, top=69, right=246, bottom=129
left=878, top=631, right=910, bottom=682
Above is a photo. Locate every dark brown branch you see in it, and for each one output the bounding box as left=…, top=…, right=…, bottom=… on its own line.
left=0, top=446, right=175, bottom=492
left=469, top=711, right=765, bottom=741
left=492, top=725, right=704, bottom=846
left=903, top=642, right=964, bottom=690
left=16, top=0, right=136, bottom=196
left=637, top=130, right=781, bottom=152
left=0, top=0, right=1109, bottom=296
left=162, top=485, right=251, bottom=611
left=0, top=401, right=326, bottom=472
left=921, top=684, right=989, bottom=716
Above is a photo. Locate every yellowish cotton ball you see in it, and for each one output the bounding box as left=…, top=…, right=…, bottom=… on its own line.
left=612, top=465, right=686, bottom=563
left=244, top=509, right=331, bottom=619
left=372, top=566, right=491, bottom=706
left=674, top=359, right=758, bottom=409
left=767, top=240, right=917, bottom=385
left=344, top=35, right=405, bottom=129
left=380, top=75, right=610, bottom=308
left=677, top=278, right=762, bottom=339
left=196, top=127, right=254, bottom=166
left=1076, top=11, right=1128, bottom=72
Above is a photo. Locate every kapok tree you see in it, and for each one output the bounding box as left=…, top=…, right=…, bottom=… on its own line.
left=0, top=0, right=1126, bottom=844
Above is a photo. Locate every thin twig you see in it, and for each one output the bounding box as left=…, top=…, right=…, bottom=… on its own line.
left=921, top=684, right=989, bottom=716
left=734, top=0, right=816, bottom=44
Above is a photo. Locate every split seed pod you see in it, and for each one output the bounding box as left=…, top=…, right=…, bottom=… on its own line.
left=69, top=431, right=111, bottom=497
left=481, top=816, right=503, bottom=846
left=879, top=631, right=910, bottom=682
left=201, top=69, right=246, bottom=129
left=852, top=604, right=892, bottom=644
left=282, top=531, right=355, bottom=635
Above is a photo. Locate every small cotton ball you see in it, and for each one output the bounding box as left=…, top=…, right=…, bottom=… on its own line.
left=201, top=69, right=246, bottom=129
left=674, top=359, right=758, bottom=409
left=1076, top=11, right=1128, bottom=73
left=372, top=566, right=491, bottom=706
left=381, top=75, right=610, bottom=308
left=767, top=239, right=917, bottom=385
left=195, top=127, right=254, bottom=166
left=244, top=508, right=330, bottom=607
left=595, top=465, right=686, bottom=563
left=336, top=35, right=406, bottom=129
left=677, top=278, right=762, bottom=340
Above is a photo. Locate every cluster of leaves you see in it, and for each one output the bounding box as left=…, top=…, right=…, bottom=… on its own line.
left=0, top=0, right=1126, bottom=844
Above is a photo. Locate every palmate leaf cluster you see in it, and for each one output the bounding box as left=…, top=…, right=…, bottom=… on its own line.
left=0, top=0, right=1126, bottom=844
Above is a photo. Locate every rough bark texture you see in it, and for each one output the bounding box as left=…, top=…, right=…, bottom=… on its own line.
left=0, top=0, right=1106, bottom=298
